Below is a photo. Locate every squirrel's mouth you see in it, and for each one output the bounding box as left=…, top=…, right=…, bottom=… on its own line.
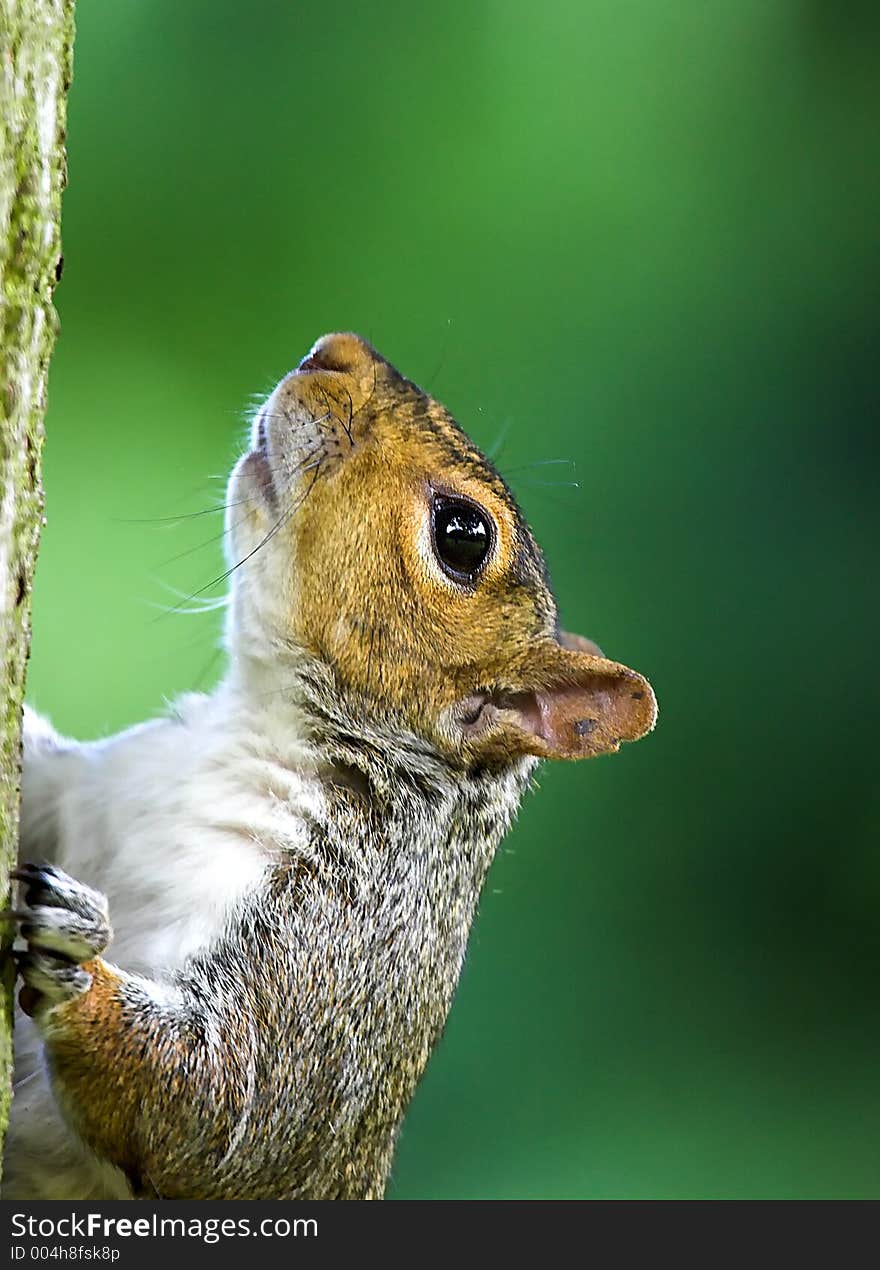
left=245, top=367, right=355, bottom=512
left=242, top=391, right=320, bottom=513
left=236, top=421, right=279, bottom=514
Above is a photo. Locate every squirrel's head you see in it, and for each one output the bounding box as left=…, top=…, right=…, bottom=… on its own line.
left=226, top=332, right=656, bottom=767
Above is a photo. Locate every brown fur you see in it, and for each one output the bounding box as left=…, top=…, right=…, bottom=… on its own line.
left=251, top=334, right=656, bottom=763
left=11, top=333, right=657, bottom=1199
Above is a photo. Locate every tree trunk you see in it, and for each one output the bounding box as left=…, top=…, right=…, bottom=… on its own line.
left=0, top=0, right=75, bottom=1177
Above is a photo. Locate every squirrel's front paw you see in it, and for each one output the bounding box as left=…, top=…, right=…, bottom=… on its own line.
left=12, top=864, right=112, bottom=1014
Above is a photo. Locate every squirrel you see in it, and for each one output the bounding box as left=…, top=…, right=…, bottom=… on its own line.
left=3, top=333, right=657, bottom=1200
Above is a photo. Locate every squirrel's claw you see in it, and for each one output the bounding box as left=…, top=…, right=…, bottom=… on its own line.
left=12, top=864, right=112, bottom=1014
left=15, top=949, right=94, bottom=1009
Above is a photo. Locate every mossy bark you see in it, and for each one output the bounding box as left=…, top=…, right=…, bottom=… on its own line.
left=0, top=0, right=75, bottom=1178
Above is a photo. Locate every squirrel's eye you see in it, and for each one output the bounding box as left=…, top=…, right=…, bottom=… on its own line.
left=431, top=497, right=493, bottom=581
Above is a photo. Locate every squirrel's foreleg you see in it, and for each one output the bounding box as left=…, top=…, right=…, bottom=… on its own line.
left=14, top=863, right=254, bottom=1198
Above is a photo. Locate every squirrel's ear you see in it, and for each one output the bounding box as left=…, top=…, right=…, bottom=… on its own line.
left=558, top=630, right=604, bottom=658
left=501, top=641, right=657, bottom=761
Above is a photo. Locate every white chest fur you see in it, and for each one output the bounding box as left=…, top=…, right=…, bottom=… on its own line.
left=5, top=688, right=324, bottom=1200
left=19, top=688, right=322, bottom=975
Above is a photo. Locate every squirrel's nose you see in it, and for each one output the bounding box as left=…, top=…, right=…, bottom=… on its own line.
left=296, top=332, right=377, bottom=379
left=272, top=333, right=380, bottom=426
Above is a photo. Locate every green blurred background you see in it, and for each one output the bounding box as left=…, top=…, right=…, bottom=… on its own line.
left=27, top=0, right=879, bottom=1196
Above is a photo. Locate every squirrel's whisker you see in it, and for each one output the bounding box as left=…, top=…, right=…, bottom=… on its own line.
left=153, top=509, right=293, bottom=621
left=158, top=456, right=327, bottom=620
left=487, top=417, right=512, bottom=461
left=146, top=453, right=326, bottom=576
left=504, top=458, right=576, bottom=473
left=517, top=479, right=581, bottom=489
